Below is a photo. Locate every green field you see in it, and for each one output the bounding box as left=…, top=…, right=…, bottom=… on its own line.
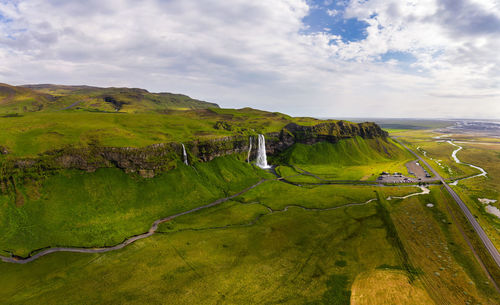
left=1, top=140, right=499, bottom=304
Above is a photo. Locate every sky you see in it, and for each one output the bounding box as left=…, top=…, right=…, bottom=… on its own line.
left=0, top=0, right=499, bottom=118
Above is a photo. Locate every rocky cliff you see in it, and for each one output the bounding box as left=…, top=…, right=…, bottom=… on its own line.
left=0, top=121, right=387, bottom=180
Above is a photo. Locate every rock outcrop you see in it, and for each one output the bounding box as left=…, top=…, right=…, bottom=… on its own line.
left=0, top=121, right=387, bottom=178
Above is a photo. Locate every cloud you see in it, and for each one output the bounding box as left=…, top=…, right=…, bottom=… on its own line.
left=0, top=0, right=498, bottom=118
left=326, top=9, right=339, bottom=16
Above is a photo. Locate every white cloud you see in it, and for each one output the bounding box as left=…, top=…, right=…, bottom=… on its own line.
left=326, top=9, right=339, bottom=16
left=0, top=0, right=498, bottom=118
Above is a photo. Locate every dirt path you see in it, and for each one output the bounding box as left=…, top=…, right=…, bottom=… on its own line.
left=386, top=186, right=430, bottom=200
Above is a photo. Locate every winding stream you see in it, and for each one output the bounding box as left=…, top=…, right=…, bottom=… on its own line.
left=446, top=140, right=487, bottom=185
left=386, top=186, right=430, bottom=200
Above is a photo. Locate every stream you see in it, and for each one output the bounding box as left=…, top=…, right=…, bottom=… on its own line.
left=446, top=140, right=487, bottom=185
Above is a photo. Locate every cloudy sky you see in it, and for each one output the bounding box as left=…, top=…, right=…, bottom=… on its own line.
left=0, top=0, right=499, bottom=118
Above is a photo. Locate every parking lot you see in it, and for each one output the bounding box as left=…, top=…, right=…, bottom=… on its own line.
left=376, top=160, right=438, bottom=183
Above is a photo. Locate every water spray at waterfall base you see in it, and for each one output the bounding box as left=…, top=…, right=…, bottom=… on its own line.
left=256, top=134, right=271, bottom=169
left=181, top=144, right=189, bottom=165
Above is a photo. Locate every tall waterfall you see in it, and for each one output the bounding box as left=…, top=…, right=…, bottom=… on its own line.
left=181, top=144, right=189, bottom=165
left=247, top=136, right=253, bottom=163
left=256, top=134, right=270, bottom=169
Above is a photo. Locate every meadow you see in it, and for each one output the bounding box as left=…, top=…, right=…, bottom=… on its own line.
left=394, top=130, right=477, bottom=179
left=389, top=186, right=498, bottom=304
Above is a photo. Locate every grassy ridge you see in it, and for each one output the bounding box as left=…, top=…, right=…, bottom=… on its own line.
left=1, top=83, right=218, bottom=114
left=276, top=137, right=413, bottom=180
left=0, top=109, right=329, bottom=157
left=0, top=83, right=54, bottom=114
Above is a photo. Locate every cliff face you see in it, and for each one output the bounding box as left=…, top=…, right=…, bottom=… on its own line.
left=0, top=121, right=387, bottom=178
left=265, top=121, right=388, bottom=154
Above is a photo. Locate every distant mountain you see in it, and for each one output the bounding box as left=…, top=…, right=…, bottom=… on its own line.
left=0, top=83, right=55, bottom=113
left=0, top=83, right=218, bottom=114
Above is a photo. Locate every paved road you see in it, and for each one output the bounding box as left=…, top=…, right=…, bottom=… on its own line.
left=393, top=137, right=500, bottom=269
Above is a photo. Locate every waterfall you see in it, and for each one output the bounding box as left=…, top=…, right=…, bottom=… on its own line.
left=247, top=136, right=253, bottom=163
left=181, top=144, right=189, bottom=165
left=256, top=134, right=270, bottom=169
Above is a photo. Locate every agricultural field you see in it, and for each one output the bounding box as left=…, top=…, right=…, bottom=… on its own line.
left=389, top=186, right=498, bottom=304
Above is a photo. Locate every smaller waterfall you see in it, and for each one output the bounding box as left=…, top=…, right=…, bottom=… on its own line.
left=256, top=134, right=270, bottom=169
left=181, top=144, right=189, bottom=165
left=247, top=136, right=253, bottom=163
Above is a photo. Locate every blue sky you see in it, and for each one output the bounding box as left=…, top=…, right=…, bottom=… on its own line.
left=302, top=0, right=369, bottom=43
left=302, top=1, right=419, bottom=70
left=0, top=0, right=498, bottom=118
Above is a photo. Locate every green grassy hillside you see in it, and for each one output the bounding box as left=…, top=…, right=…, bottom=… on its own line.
left=276, top=137, right=413, bottom=181
left=0, top=156, right=269, bottom=257
left=0, top=83, right=218, bottom=114
left=0, top=83, right=55, bottom=113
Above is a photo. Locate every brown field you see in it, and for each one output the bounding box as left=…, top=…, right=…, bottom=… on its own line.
left=351, top=270, right=433, bottom=305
